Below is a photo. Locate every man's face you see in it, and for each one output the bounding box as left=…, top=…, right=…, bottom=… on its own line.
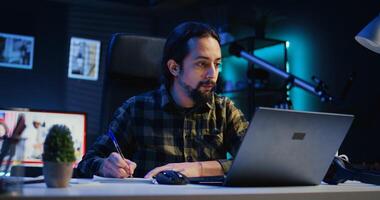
left=177, top=36, right=221, bottom=104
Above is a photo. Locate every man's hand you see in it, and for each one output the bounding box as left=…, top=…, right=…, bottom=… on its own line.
left=144, top=162, right=201, bottom=178
left=99, top=152, right=137, bottom=178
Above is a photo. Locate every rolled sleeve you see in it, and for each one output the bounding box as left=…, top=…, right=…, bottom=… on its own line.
left=77, top=100, right=133, bottom=177
left=217, top=159, right=233, bottom=174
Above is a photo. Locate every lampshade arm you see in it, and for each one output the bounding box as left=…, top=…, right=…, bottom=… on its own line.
left=230, top=43, right=334, bottom=103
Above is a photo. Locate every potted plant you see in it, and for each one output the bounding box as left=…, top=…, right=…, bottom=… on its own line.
left=42, top=124, right=76, bottom=188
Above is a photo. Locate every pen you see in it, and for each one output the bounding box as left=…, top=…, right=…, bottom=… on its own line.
left=107, top=129, right=132, bottom=177
left=107, top=129, right=125, bottom=160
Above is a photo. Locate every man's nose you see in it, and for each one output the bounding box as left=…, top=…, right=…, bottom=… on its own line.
left=206, top=64, right=218, bottom=78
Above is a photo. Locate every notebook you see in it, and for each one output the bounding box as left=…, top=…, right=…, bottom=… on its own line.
left=190, top=107, right=354, bottom=187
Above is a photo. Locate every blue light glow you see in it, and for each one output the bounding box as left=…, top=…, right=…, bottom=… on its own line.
left=268, top=30, right=314, bottom=111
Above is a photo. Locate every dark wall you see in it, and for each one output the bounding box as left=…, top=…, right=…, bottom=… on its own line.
left=0, top=1, right=67, bottom=110
left=64, top=4, right=154, bottom=145
left=0, top=0, right=155, bottom=147
left=260, top=1, right=380, bottom=162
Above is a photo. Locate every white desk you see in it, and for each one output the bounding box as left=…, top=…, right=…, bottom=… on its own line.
left=2, top=179, right=380, bottom=200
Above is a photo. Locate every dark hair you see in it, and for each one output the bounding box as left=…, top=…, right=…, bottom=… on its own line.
left=161, top=21, right=220, bottom=88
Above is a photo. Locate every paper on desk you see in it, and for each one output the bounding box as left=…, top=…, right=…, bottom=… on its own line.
left=4, top=176, right=45, bottom=184
left=93, top=175, right=153, bottom=184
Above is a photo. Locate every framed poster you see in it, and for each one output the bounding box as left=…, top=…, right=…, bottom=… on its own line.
left=0, top=33, right=34, bottom=70
left=68, top=37, right=101, bottom=81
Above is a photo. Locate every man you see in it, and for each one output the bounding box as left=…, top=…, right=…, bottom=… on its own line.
left=77, top=22, right=249, bottom=178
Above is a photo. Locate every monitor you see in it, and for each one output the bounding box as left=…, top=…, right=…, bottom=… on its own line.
left=0, top=108, right=86, bottom=166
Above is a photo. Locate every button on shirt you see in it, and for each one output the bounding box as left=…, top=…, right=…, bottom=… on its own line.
left=77, top=85, right=249, bottom=178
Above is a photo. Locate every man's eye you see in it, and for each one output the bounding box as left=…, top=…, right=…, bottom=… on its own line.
left=215, top=62, right=222, bottom=69
left=196, top=62, right=208, bottom=68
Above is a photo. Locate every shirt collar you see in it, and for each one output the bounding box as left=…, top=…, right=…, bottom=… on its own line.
left=160, top=84, right=171, bottom=109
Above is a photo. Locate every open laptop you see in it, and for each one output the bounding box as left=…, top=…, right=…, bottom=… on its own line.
left=189, top=107, right=354, bottom=187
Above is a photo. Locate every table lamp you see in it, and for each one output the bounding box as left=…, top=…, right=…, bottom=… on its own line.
left=355, top=14, right=380, bottom=54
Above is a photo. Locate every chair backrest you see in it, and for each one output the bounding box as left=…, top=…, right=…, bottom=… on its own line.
left=102, top=34, right=166, bottom=133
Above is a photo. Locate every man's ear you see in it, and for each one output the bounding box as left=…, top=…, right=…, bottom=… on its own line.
left=167, top=59, right=180, bottom=76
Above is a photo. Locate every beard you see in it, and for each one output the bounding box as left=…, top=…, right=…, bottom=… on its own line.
left=178, top=78, right=216, bottom=106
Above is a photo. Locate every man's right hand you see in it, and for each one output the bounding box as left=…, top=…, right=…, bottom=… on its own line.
left=99, top=152, right=137, bottom=178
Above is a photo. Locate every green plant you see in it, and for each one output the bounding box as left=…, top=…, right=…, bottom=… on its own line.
left=42, top=124, right=76, bottom=163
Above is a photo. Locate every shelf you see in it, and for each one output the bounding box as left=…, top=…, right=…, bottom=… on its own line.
left=221, top=36, right=287, bottom=57
left=218, top=36, right=288, bottom=117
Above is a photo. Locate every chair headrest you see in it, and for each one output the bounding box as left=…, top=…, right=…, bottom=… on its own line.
left=107, top=34, right=166, bottom=79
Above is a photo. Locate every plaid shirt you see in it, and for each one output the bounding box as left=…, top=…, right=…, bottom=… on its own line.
left=77, top=85, right=249, bottom=178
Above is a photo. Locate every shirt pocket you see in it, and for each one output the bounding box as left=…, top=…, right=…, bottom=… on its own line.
left=197, top=129, right=225, bottom=159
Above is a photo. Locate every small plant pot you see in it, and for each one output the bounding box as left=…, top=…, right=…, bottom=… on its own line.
left=43, top=161, right=73, bottom=188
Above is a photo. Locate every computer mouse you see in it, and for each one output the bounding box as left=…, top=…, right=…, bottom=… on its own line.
left=154, top=170, right=189, bottom=185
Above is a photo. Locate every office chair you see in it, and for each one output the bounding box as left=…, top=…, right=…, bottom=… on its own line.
left=102, top=34, right=166, bottom=140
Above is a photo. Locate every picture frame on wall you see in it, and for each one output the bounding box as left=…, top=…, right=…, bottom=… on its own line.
left=68, top=37, right=101, bottom=81
left=0, top=32, right=34, bottom=70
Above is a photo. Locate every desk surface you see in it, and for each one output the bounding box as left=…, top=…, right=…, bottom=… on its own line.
left=2, top=179, right=380, bottom=200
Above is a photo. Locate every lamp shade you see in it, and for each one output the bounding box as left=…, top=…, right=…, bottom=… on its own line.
left=355, top=15, right=380, bottom=54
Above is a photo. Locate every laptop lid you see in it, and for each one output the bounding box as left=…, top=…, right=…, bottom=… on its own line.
left=224, top=107, right=354, bottom=187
